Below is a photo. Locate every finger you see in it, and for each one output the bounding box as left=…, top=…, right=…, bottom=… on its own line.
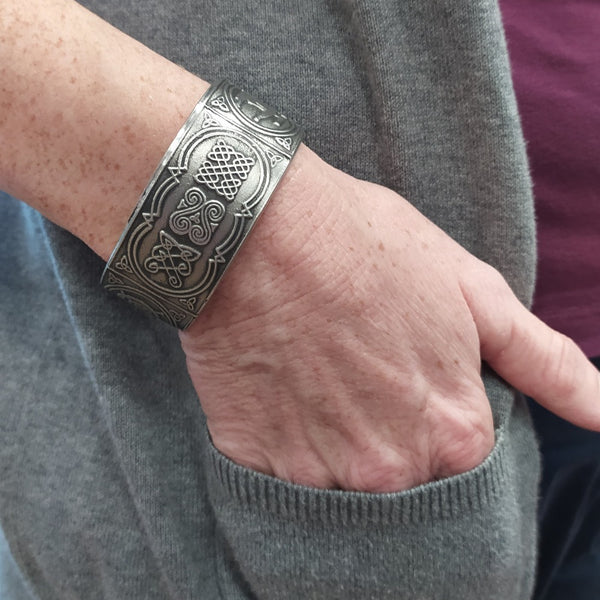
left=461, top=265, right=600, bottom=430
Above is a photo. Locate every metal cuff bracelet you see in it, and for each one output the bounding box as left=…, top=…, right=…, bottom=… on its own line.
left=101, top=80, right=304, bottom=329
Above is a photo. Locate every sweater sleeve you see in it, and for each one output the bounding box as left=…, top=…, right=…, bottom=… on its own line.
left=204, top=380, right=540, bottom=600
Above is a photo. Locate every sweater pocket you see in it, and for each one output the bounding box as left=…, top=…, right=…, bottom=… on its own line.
left=204, top=392, right=540, bottom=600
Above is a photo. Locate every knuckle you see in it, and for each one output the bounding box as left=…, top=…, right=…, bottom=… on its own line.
left=438, top=427, right=492, bottom=476
left=543, top=333, right=581, bottom=400
left=344, top=447, right=418, bottom=493
left=478, top=261, right=511, bottom=291
left=431, top=397, right=495, bottom=477
left=478, top=265, right=518, bottom=319
left=461, top=261, right=517, bottom=358
left=468, top=261, right=512, bottom=299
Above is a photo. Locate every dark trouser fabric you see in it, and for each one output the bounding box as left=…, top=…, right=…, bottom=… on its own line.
left=529, top=357, right=600, bottom=600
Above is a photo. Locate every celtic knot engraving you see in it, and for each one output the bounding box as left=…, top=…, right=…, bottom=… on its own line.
left=102, top=80, right=304, bottom=330
left=144, top=230, right=202, bottom=288
left=201, top=113, right=220, bottom=129
left=169, top=187, right=226, bottom=246
left=266, top=149, right=284, bottom=167
left=195, top=139, right=255, bottom=201
left=115, top=255, right=133, bottom=273
left=211, top=96, right=230, bottom=112
left=276, top=137, right=293, bottom=151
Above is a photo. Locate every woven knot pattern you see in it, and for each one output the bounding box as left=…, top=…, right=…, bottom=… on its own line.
left=195, top=139, right=255, bottom=201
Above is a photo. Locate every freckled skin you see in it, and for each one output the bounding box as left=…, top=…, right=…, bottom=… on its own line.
left=0, top=0, right=208, bottom=259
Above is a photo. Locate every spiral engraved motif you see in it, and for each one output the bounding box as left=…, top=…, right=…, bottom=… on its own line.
left=169, top=187, right=226, bottom=246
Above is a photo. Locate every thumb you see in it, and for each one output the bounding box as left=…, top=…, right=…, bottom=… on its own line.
left=460, top=263, right=600, bottom=430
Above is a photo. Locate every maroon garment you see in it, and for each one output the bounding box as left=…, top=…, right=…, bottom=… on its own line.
left=501, top=1, right=600, bottom=357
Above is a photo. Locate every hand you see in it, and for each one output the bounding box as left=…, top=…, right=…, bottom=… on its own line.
left=180, top=145, right=600, bottom=492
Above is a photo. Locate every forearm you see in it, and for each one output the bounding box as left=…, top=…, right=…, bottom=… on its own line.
left=0, top=0, right=208, bottom=259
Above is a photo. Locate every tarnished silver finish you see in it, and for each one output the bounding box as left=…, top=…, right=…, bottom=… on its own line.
left=101, top=80, right=304, bottom=329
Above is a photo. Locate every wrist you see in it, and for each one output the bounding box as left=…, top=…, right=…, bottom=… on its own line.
left=180, top=142, right=338, bottom=336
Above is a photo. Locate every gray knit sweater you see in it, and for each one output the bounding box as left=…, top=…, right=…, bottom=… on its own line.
left=0, top=1, right=540, bottom=598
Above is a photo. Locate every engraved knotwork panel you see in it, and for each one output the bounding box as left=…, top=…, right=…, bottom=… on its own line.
left=169, top=187, right=226, bottom=246
left=102, top=80, right=302, bottom=330
left=195, top=139, right=256, bottom=201
left=144, top=230, right=202, bottom=288
left=126, top=130, right=265, bottom=297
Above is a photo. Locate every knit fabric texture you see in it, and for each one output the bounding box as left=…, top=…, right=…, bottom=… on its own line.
left=0, top=1, right=540, bottom=598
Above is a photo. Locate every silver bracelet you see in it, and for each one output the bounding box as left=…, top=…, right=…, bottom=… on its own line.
left=101, top=80, right=304, bottom=329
